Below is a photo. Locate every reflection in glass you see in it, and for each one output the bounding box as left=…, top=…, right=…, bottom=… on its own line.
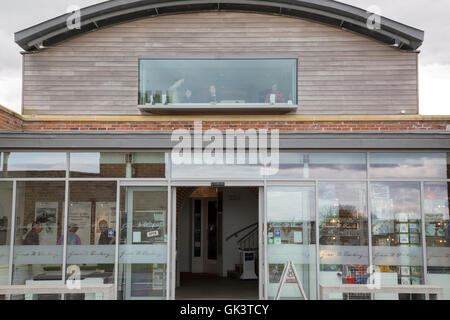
left=118, top=187, right=168, bottom=300
left=270, top=153, right=366, bottom=180
left=70, top=152, right=166, bottom=178
left=65, top=181, right=117, bottom=300
left=370, top=153, right=446, bottom=179
left=12, top=181, right=65, bottom=300
left=424, top=182, right=450, bottom=299
left=1, top=152, right=66, bottom=178
left=371, top=182, right=424, bottom=300
left=0, top=182, right=12, bottom=291
left=139, top=59, right=297, bottom=105
left=267, top=186, right=316, bottom=300
left=318, top=182, right=369, bottom=300
left=172, top=152, right=264, bottom=179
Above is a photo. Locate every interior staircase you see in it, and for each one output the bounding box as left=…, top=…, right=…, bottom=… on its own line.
left=225, top=223, right=259, bottom=279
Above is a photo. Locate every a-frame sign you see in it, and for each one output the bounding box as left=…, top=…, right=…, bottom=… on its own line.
left=274, top=261, right=308, bottom=300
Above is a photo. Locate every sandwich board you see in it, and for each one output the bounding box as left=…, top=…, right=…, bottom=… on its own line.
left=274, top=261, right=308, bottom=300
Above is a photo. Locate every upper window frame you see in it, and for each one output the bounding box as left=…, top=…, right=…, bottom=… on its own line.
left=137, top=56, right=299, bottom=115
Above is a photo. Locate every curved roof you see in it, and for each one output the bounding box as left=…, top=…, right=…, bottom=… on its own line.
left=15, top=0, right=424, bottom=52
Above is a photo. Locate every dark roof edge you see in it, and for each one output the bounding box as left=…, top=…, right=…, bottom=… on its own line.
left=14, top=0, right=425, bottom=52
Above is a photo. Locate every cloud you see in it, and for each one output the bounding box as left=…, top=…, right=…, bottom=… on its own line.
left=419, top=64, right=450, bottom=115
left=0, top=69, right=21, bottom=113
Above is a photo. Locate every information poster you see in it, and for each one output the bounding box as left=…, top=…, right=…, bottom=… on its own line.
left=34, top=202, right=58, bottom=245
left=68, top=202, right=92, bottom=245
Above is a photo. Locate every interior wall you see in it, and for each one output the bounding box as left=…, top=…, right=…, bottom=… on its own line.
left=222, top=187, right=258, bottom=277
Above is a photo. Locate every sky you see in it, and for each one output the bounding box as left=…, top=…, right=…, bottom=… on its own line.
left=0, top=0, right=449, bottom=115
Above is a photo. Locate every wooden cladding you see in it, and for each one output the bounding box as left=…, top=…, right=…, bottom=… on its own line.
left=22, top=12, right=419, bottom=116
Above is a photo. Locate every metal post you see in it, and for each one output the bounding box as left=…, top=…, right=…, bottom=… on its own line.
left=366, top=152, right=374, bottom=300
left=314, top=181, right=320, bottom=300
left=114, top=181, right=120, bottom=300
left=7, top=180, right=17, bottom=300
left=420, top=181, right=429, bottom=299
left=61, top=153, right=70, bottom=299
left=258, top=186, right=264, bottom=300
left=263, top=181, right=268, bottom=300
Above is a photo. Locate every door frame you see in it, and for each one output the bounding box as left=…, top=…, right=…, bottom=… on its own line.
left=171, top=184, right=266, bottom=300
left=117, top=182, right=171, bottom=300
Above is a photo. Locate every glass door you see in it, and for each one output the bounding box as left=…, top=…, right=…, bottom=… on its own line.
left=266, top=185, right=317, bottom=300
left=118, top=186, right=169, bottom=300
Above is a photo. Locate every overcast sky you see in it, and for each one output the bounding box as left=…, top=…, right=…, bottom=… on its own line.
left=0, top=0, right=449, bottom=115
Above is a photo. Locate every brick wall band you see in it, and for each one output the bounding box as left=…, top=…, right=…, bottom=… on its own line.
left=18, top=120, right=450, bottom=132
left=1, top=107, right=449, bottom=132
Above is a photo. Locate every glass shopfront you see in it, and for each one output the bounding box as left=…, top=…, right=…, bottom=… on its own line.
left=0, top=151, right=449, bottom=300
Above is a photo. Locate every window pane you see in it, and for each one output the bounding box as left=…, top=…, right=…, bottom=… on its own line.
left=70, top=152, right=166, bottom=178
left=65, top=181, right=117, bottom=300
left=319, top=182, right=369, bottom=300
left=1, top=152, right=66, bottom=178
left=0, top=182, right=13, bottom=289
left=371, top=182, right=424, bottom=300
left=267, top=186, right=316, bottom=300
left=12, top=181, right=65, bottom=300
left=370, top=153, right=447, bottom=179
left=139, top=59, right=297, bottom=105
left=424, top=182, right=450, bottom=300
left=270, top=153, right=367, bottom=179
left=309, top=153, right=366, bottom=179
left=172, top=152, right=264, bottom=179
left=118, top=187, right=168, bottom=300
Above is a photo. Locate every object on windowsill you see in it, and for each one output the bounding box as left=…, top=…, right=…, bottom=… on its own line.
left=270, top=94, right=276, bottom=105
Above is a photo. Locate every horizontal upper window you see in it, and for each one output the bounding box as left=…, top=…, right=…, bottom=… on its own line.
left=139, top=59, right=297, bottom=106
left=0, top=152, right=66, bottom=178
left=369, top=153, right=448, bottom=179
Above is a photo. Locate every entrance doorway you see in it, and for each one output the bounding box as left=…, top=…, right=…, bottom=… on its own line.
left=175, top=187, right=259, bottom=300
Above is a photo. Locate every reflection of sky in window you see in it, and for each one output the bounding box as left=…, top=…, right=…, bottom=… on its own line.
left=172, top=152, right=263, bottom=179
left=7, top=152, right=66, bottom=171
left=272, top=152, right=366, bottom=179
left=70, top=153, right=100, bottom=174
left=267, top=187, right=314, bottom=222
left=318, top=182, right=367, bottom=219
left=370, top=153, right=447, bottom=179
left=370, top=182, right=421, bottom=220
left=424, top=182, right=450, bottom=220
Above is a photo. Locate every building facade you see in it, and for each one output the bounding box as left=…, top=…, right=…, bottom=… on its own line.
left=0, top=0, right=449, bottom=300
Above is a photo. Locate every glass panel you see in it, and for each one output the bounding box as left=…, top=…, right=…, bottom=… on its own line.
left=65, top=181, right=116, bottom=300
left=139, top=59, right=297, bottom=105
left=172, top=152, right=264, bottom=179
left=370, top=153, right=446, bottom=179
left=424, top=182, right=450, bottom=300
left=270, top=153, right=366, bottom=180
left=267, top=186, right=316, bottom=300
left=1, top=152, right=66, bottom=178
left=118, top=187, right=168, bottom=300
left=12, top=181, right=65, bottom=300
left=193, top=200, right=201, bottom=258
left=0, top=182, right=13, bottom=291
left=70, top=152, right=166, bottom=178
left=370, top=182, right=424, bottom=300
left=308, top=153, right=366, bottom=179
left=319, top=182, right=369, bottom=300
left=207, top=201, right=218, bottom=260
